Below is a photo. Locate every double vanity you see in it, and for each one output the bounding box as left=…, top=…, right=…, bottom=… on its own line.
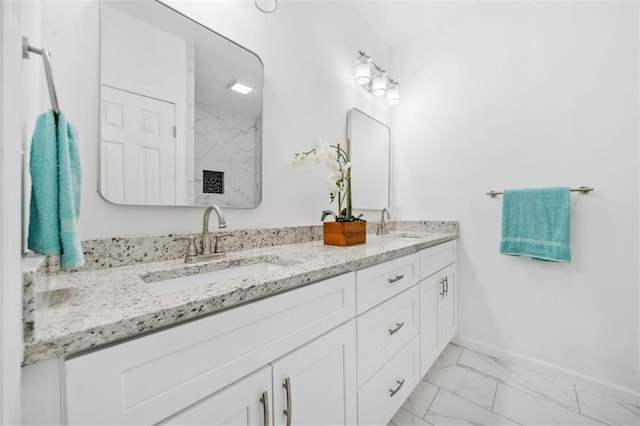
left=22, top=220, right=458, bottom=425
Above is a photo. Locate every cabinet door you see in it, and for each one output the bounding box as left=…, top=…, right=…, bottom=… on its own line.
left=272, top=321, right=357, bottom=426
left=420, top=276, right=439, bottom=378
left=159, top=366, right=272, bottom=426
left=439, top=264, right=457, bottom=345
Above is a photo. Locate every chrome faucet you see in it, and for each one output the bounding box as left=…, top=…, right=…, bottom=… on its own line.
left=201, top=204, right=227, bottom=254
left=377, top=208, right=391, bottom=235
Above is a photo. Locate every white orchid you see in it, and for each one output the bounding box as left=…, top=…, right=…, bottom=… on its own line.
left=293, top=139, right=362, bottom=223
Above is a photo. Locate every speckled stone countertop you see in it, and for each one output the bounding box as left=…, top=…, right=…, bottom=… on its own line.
left=23, top=221, right=457, bottom=365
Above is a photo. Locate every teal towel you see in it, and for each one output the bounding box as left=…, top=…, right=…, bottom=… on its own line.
left=28, top=110, right=84, bottom=269
left=500, top=187, right=571, bottom=263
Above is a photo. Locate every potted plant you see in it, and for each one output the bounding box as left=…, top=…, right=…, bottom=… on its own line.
left=292, top=141, right=366, bottom=246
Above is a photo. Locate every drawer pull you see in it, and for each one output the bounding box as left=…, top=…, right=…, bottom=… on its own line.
left=439, top=279, right=446, bottom=298
left=388, top=274, right=405, bottom=284
left=388, top=379, right=405, bottom=397
left=283, top=377, right=292, bottom=426
left=260, top=391, right=270, bottom=426
left=444, top=276, right=449, bottom=296
left=388, top=322, right=405, bottom=335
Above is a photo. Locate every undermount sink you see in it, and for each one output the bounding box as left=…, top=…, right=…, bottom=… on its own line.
left=141, top=256, right=295, bottom=294
left=383, top=232, right=429, bottom=240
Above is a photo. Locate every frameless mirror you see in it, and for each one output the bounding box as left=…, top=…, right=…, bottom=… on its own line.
left=347, top=108, right=390, bottom=210
left=99, top=0, right=263, bottom=207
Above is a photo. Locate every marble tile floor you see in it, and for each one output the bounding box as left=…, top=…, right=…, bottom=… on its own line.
left=389, top=343, right=640, bottom=426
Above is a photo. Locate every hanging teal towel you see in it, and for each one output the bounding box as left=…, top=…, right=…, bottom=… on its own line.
left=500, top=187, right=571, bottom=263
left=28, top=110, right=84, bottom=269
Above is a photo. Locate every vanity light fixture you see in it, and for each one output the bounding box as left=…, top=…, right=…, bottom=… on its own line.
left=229, top=79, right=254, bottom=95
left=386, top=82, right=400, bottom=106
left=355, top=53, right=372, bottom=85
left=355, top=50, right=399, bottom=105
left=372, top=70, right=387, bottom=96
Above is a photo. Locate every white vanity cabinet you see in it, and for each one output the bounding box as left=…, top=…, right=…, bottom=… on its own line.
left=272, top=320, right=357, bottom=426
left=419, top=241, right=457, bottom=377
left=352, top=240, right=458, bottom=426
left=158, top=366, right=272, bottom=426
left=64, top=273, right=356, bottom=425
left=160, top=321, right=357, bottom=426
left=24, top=238, right=458, bottom=426
left=355, top=255, right=422, bottom=426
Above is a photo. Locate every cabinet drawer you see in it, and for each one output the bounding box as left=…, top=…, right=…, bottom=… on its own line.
left=65, top=273, right=355, bottom=425
left=356, top=286, right=419, bottom=387
left=356, top=253, right=419, bottom=314
left=419, top=240, right=456, bottom=280
left=357, top=337, right=421, bottom=426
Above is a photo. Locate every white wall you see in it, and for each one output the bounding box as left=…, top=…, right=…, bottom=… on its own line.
left=393, top=2, right=639, bottom=393
left=40, top=0, right=393, bottom=239
left=2, top=0, right=44, bottom=422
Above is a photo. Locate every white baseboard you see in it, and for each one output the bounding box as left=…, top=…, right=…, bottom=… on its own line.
left=452, top=335, right=640, bottom=407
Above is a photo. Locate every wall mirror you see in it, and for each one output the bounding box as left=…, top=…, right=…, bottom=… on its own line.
left=347, top=108, right=390, bottom=210
left=99, top=0, right=263, bottom=207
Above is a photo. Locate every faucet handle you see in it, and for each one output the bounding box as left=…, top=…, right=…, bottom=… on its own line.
left=213, top=232, right=233, bottom=254
left=174, top=236, right=198, bottom=263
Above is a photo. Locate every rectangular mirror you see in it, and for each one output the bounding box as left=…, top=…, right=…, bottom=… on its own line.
left=347, top=108, right=390, bottom=210
left=99, top=0, right=263, bottom=207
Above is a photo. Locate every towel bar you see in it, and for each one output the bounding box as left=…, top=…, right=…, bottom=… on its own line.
left=487, top=186, right=594, bottom=198
left=22, top=37, right=60, bottom=114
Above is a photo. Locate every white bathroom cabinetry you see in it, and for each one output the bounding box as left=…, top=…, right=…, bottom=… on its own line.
left=438, top=264, right=457, bottom=345
left=355, top=255, right=422, bottom=426
left=24, top=239, right=457, bottom=426
left=271, top=320, right=357, bottom=426
left=419, top=241, right=457, bottom=377
left=159, top=366, right=272, bottom=425
left=159, top=321, right=356, bottom=426
left=64, top=273, right=356, bottom=425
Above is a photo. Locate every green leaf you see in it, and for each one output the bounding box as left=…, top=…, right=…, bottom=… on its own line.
left=321, top=210, right=337, bottom=222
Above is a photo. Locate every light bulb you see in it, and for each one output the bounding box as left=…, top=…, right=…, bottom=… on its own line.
left=386, top=82, right=399, bottom=105
left=372, top=70, right=387, bottom=96
left=355, top=54, right=371, bottom=85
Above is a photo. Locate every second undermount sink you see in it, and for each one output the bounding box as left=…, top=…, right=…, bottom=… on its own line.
left=141, top=256, right=296, bottom=294
left=383, top=232, right=428, bottom=240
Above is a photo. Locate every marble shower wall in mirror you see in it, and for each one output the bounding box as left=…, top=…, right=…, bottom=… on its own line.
left=347, top=108, right=390, bottom=210
left=99, top=0, right=263, bottom=208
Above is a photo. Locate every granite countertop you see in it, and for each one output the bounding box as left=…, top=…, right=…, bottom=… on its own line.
left=24, top=227, right=457, bottom=365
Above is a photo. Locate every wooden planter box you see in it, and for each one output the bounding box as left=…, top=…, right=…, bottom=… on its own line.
left=323, top=221, right=366, bottom=246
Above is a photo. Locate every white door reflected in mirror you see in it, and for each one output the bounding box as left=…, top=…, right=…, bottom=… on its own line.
left=347, top=108, right=390, bottom=210
left=99, top=0, right=263, bottom=208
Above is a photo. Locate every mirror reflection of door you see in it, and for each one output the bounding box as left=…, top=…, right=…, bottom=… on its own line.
left=100, top=0, right=264, bottom=208
left=101, top=86, right=177, bottom=205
